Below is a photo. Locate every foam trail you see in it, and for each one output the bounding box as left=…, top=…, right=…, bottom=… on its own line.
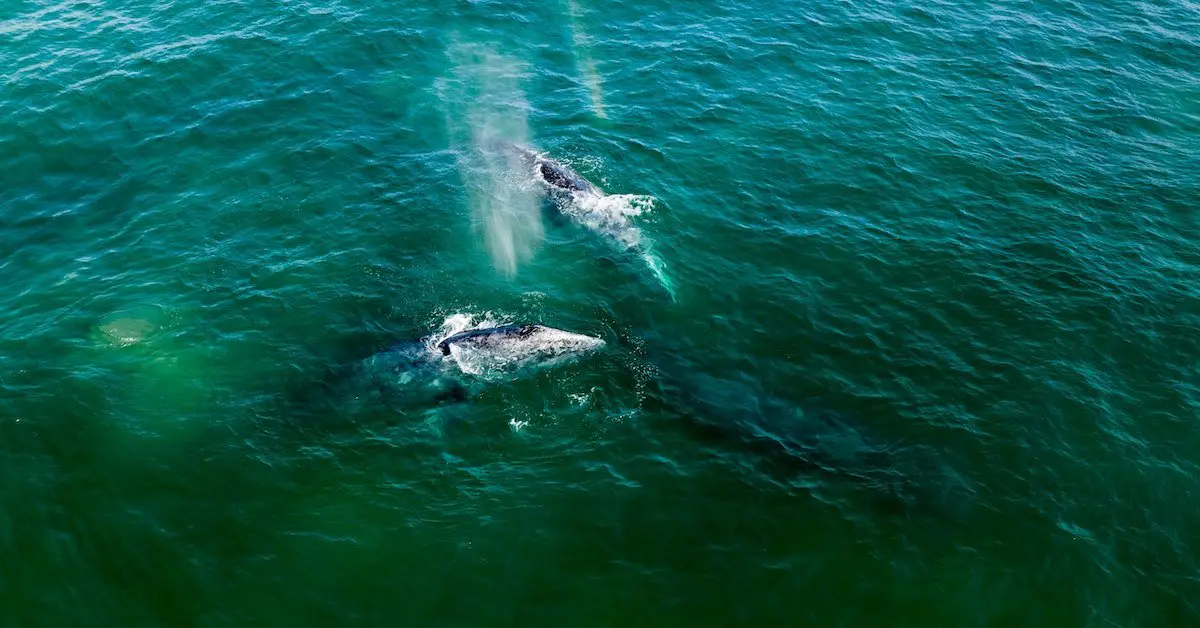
left=439, top=42, right=543, bottom=277
left=566, top=0, right=606, bottom=119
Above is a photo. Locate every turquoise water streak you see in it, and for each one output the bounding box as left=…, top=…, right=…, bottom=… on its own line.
left=3, top=0, right=1199, bottom=624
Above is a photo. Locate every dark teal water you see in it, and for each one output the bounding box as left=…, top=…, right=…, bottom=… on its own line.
left=4, top=0, right=1200, bottom=624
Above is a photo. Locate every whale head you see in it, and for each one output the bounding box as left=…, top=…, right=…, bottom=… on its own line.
left=482, top=137, right=599, bottom=195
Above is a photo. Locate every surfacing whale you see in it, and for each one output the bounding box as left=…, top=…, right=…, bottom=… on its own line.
left=488, top=138, right=675, bottom=299
left=330, top=322, right=606, bottom=412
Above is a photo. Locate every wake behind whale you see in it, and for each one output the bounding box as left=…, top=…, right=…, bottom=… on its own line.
left=486, top=138, right=676, bottom=300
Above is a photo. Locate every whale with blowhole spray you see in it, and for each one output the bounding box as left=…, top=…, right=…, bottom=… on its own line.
left=488, top=138, right=676, bottom=300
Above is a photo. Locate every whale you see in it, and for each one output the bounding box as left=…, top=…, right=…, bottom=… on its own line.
left=488, top=138, right=675, bottom=299
left=639, top=352, right=976, bottom=521
left=434, top=323, right=606, bottom=375
left=326, top=322, right=606, bottom=413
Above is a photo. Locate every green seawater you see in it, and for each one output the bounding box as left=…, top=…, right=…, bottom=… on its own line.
left=3, top=0, right=1200, bottom=624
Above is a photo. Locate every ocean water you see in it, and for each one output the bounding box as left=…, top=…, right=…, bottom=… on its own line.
left=3, top=0, right=1199, bottom=624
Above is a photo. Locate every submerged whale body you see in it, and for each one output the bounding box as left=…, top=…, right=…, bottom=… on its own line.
left=329, top=322, right=606, bottom=412
left=642, top=360, right=975, bottom=520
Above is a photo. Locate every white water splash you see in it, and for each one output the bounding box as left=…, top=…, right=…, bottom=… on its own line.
left=424, top=312, right=504, bottom=351
left=565, top=193, right=655, bottom=246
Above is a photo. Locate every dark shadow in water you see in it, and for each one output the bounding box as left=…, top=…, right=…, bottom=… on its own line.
left=279, top=334, right=464, bottom=433
left=638, top=349, right=978, bottom=523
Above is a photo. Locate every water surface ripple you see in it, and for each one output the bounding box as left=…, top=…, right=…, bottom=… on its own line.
left=2, top=0, right=1199, bottom=624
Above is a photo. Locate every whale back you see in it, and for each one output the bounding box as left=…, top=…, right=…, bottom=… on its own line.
left=537, top=159, right=596, bottom=194
left=485, top=137, right=598, bottom=195
left=436, top=323, right=605, bottom=376
left=436, top=324, right=532, bottom=355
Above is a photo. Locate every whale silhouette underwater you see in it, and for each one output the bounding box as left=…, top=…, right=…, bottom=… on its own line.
left=637, top=357, right=977, bottom=520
